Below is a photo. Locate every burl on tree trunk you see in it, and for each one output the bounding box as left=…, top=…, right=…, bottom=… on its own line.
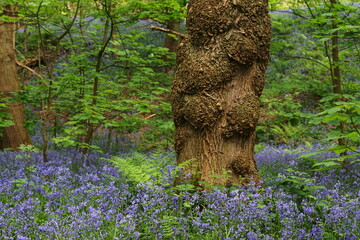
left=0, top=6, right=32, bottom=150
left=172, top=0, right=271, bottom=186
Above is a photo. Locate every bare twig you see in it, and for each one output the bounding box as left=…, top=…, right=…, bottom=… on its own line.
left=150, top=26, right=186, bottom=39
left=145, top=114, right=157, bottom=119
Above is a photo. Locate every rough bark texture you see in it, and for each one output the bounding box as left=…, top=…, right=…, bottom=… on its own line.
left=172, top=0, right=271, bottom=186
left=0, top=6, right=32, bottom=150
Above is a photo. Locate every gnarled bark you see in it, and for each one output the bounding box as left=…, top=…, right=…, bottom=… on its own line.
left=172, top=0, right=271, bottom=186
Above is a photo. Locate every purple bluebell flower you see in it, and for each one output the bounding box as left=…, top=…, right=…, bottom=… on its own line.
left=1, top=143, right=359, bottom=239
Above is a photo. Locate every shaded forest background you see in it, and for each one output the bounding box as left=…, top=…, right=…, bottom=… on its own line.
left=0, top=0, right=359, bottom=165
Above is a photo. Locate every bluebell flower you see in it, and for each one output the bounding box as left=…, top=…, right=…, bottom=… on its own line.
left=247, top=231, right=258, bottom=240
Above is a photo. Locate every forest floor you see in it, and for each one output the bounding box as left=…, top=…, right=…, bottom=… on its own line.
left=0, top=143, right=359, bottom=239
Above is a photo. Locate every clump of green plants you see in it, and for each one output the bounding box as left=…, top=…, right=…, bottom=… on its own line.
left=300, top=93, right=360, bottom=179
left=104, top=151, right=176, bottom=185
left=0, top=98, right=14, bottom=137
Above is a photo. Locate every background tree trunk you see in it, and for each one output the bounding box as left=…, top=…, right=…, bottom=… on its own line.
left=0, top=5, right=32, bottom=150
left=172, top=0, right=271, bottom=186
left=329, top=0, right=345, bottom=147
left=164, top=21, right=181, bottom=54
left=163, top=20, right=181, bottom=72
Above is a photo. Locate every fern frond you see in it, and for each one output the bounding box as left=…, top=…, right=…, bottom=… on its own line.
left=103, top=151, right=176, bottom=184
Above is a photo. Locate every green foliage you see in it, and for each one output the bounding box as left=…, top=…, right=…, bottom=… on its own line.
left=104, top=151, right=175, bottom=185
left=171, top=183, right=198, bottom=192
left=299, top=93, right=360, bottom=178
left=277, top=169, right=325, bottom=210
left=7, top=0, right=359, bottom=171
left=173, top=164, right=240, bottom=192
left=17, top=1, right=176, bottom=151
left=171, top=158, right=201, bottom=192
left=17, top=144, right=39, bottom=154
left=0, top=99, right=14, bottom=136
left=259, top=12, right=329, bottom=144
left=162, top=215, right=181, bottom=239
left=259, top=2, right=360, bottom=146
left=254, top=143, right=266, bottom=153
left=303, top=148, right=360, bottom=178
left=312, top=94, right=360, bottom=136
left=133, top=0, right=187, bottom=23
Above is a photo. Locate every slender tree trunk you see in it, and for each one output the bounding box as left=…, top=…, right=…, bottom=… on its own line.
left=172, top=0, right=271, bottom=186
left=83, top=1, right=115, bottom=150
left=0, top=5, right=32, bottom=150
left=163, top=21, right=181, bottom=72
left=106, top=127, right=113, bottom=152
left=164, top=21, right=181, bottom=54
left=329, top=0, right=345, bottom=146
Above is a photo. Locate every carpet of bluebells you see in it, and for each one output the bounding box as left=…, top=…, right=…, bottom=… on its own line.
left=0, top=144, right=359, bottom=239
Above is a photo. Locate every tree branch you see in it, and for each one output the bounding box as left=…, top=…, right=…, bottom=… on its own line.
left=279, top=54, right=331, bottom=70
left=150, top=26, right=186, bottom=39
left=16, top=60, right=43, bottom=79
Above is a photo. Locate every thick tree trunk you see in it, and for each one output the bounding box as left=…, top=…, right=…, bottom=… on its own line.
left=0, top=6, right=32, bottom=150
left=172, top=0, right=271, bottom=186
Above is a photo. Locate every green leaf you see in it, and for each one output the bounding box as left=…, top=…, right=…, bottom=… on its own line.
left=326, top=145, right=349, bottom=154
left=198, top=181, right=211, bottom=187
left=300, top=150, right=323, bottom=158
left=345, top=132, right=360, bottom=141
left=312, top=161, right=341, bottom=171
